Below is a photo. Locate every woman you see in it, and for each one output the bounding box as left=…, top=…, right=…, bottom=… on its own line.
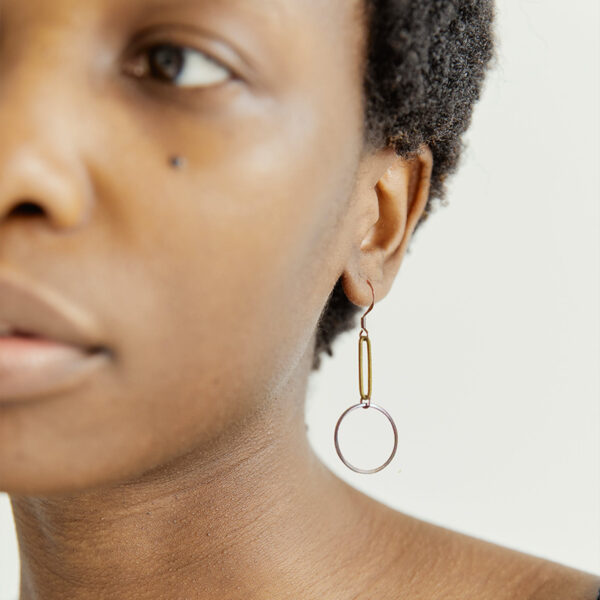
left=0, top=0, right=598, bottom=598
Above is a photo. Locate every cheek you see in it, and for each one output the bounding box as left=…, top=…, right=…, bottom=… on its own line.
left=0, top=74, right=363, bottom=495
left=114, top=92, right=357, bottom=427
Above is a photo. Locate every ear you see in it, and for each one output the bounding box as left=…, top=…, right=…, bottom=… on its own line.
left=341, top=143, right=433, bottom=308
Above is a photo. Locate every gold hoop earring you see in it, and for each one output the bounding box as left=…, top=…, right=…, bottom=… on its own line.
left=333, top=280, right=399, bottom=474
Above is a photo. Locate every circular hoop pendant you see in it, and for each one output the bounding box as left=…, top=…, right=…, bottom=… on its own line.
left=334, top=402, right=399, bottom=474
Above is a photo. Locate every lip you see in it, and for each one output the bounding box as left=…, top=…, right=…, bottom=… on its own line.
left=0, top=335, right=109, bottom=402
left=0, top=268, right=110, bottom=402
left=0, top=268, right=106, bottom=350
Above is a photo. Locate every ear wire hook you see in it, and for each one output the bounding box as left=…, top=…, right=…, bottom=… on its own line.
left=360, top=280, right=375, bottom=335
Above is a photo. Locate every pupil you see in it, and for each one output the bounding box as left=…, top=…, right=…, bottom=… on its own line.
left=149, top=44, right=184, bottom=81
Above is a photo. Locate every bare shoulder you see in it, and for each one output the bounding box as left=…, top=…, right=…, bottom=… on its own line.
left=522, top=560, right=600, bottom=600
left=415, top=515, right=600, bottom=600
left=364, top=501, right=600, bottom=600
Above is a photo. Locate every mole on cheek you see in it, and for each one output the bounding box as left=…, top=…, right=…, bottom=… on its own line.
left=169, top=155, right=187, bottom=169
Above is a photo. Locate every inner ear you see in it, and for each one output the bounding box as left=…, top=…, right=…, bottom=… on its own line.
left=362, top=161, right=410, bottom=256
left=341, top=144, right=433, bottom=309
left=401, top=144, right=434, bottom=247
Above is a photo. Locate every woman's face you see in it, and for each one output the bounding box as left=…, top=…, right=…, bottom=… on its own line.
left=0, top=0, right=391, bottom=495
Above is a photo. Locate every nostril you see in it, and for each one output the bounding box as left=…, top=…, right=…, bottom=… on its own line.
left=7, top=202, right=45, bottom=217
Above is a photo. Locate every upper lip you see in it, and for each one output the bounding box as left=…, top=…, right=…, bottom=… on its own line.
left=0, top=268, right=106, bottom=352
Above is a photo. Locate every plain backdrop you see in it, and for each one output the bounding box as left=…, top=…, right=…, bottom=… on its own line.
left=1, top=0, right=599, bottom=597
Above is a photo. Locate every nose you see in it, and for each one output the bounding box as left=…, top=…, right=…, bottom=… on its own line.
left=0, top=70, right=94, bottom=234
left=0, top=142, right=93, bottom=232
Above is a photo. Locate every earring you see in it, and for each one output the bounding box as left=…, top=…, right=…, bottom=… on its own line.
left=333, top=279, right=399, bottom=474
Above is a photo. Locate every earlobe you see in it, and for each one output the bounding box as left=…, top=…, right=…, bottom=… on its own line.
left=341, top=143, right=433, bottom=308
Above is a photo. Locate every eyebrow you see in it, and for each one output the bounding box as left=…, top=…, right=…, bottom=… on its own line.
left=137, top=0, right=291, bottom=81
left=143, top=0, right=287, bottom=32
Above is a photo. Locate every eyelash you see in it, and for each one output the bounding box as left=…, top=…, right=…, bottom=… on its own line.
left=125, top=42, right=234, bottom=89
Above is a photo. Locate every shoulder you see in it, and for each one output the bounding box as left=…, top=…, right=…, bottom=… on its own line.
left=522, top=561, right=600, bottom=600
left=427, top=520, right=600, bottom=600
left=370, top=505, right=599, bottom=600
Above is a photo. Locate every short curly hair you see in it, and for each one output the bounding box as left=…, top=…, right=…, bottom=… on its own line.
left=311, top=0, right=497, bottom=371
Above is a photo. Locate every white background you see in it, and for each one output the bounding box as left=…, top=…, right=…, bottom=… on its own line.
left=1, top=0, right=599, bottom=597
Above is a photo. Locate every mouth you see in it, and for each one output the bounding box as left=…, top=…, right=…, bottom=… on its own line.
left=0, top=331, right=110, bottom=403
left=0, top=269, right=111, bottom=402
left=0, top=267, right=107, bottom=348
left=0, top=325, right=105, bottom=351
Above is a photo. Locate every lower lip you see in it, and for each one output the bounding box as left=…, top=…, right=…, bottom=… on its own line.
left=0, top=335, right=109, bottom=403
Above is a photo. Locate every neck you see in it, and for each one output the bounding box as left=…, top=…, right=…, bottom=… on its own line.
left=9, top=353, right=399, bottom=600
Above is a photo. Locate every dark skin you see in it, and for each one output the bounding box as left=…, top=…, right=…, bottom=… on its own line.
left=0, top=0, right=598, bottom=598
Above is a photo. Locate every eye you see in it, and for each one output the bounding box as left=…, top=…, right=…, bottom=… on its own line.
left=124, top=42, right=232, bottom=89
